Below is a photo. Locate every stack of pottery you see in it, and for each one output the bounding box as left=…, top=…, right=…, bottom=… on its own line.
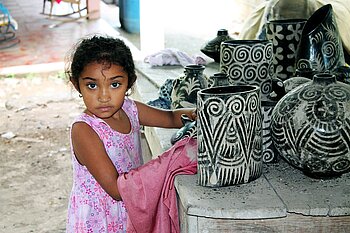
left=268, top=4, right=350, bottom=178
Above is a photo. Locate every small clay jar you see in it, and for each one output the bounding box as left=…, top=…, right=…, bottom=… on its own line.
left=208, top=72, right=229, bottom=87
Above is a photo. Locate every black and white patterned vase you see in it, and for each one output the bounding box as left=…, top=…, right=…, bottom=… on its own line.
left=261, top=100, right=279, bottom=163
left=334, top=65, right=350, bottom=85
left=207, top=72, right=230, bottom=88
left=200, top=29, right=234, bottom=63
left=295, top=4, right=346, bottom=73
left=171, top=64, right=207, bottom=109
left=271, top=73, right=350, bottom=178
left=197, top=85, right=263, bottom=187
left=220, top=40, right=273, bottom=101
left=266, top=19, right=306, bottom=81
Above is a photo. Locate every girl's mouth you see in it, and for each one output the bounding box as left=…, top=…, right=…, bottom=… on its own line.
left=98, top=106, right=112, bottom=112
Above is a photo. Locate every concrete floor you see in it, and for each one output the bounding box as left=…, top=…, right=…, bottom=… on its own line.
left=0, top=0, right=243, bottom=75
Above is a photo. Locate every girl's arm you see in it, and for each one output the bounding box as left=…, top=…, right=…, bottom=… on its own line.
left=135, top=100, right=196, bottom=128
left=71, top=122, right=122, bottom=201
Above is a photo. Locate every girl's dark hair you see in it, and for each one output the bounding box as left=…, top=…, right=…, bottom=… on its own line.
left=65, top=34, right=137, bottom=92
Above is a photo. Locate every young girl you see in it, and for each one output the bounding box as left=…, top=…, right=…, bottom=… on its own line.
left=65, top=34, right=196, bottom=232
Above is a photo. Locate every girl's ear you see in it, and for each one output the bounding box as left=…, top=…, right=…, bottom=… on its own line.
left=70, top=78, right=81, bottom=93
left=125, top=87, right=133, bottom=96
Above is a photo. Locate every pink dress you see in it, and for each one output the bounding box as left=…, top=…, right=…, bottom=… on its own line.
left=66, top=98, right=143, bottom=233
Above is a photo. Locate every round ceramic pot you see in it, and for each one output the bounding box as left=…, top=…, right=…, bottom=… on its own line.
left=271, top=73, right=350, bottom=177
left=334, top=65, right=350, bottom=85
left=171, top=64, right=207, bottom=109
left=295, top=4, right=346, bottom=72
left=265, top=19, right=306, bottom=81
left=200, top=29, right=233, bottom=63
left=197, top=85, right=263, bottom=187
left=207, top=72, right=230, bottom=88
left=220, top=40, right=273, bottom=101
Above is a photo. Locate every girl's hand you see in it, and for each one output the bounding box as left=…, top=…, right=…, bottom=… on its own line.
left=190, top=108, right=197, bottom=121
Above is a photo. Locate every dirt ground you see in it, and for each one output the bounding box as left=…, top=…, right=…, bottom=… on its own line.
left=0, top=72, right=84, bottom=233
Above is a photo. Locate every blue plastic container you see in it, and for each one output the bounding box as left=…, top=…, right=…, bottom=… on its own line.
left=119, top=0, right=140, bottom=34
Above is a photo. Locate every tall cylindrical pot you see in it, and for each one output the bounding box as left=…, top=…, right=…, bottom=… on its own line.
left=265, top=19, right=306, bottom=81
left=197, top=85, right=263, bottom=187
left=220, top=40, right=273, bottom=101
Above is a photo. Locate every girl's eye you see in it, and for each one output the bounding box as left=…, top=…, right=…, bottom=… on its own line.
left=111, top=82, right=121, bottom=88
left=87, top=83, right=97, bottom=89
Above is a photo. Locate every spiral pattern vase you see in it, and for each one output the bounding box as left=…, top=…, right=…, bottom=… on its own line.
left=220, top=40, right=273, bottom=101
left=295, top=4, right=346, bottom=72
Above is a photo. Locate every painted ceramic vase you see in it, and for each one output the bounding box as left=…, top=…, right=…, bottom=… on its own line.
left=271, top=73, right=350, bottom=177
left=282, top=68, right=315, bottom=94
left=171, top=64, right=207, bottom=109
left=220, top=40, right=273, bottom=101
left=265, top=19, right=306, bottom=81
left=207, top=72, right=229, bottom=88
left=295, top=4, right=346, bottom=72
left=197, top=85, right=263, bottom=187
left=261, top=100, right=279, bottom=163
left=334, top=65, right=350, bottom=85
left=200, top=29, right=234, bottom=63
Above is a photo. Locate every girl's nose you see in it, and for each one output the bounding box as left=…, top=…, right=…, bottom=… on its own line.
left=98, top=87, right=111, bottom=102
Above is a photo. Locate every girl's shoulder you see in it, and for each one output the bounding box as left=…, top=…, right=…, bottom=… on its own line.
left=72, top=113, right=112, bottom=139
left=72, top=113, right=105, bottom=130
left=123, top=97, right=138, bottom=115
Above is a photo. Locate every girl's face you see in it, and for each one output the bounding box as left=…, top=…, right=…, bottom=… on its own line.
left=78, top=62, right=129, bottom=119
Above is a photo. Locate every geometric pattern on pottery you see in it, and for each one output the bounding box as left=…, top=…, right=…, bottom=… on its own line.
left=171, top=65, right=207, bottom=109
left=197, top=87, right=262, bottom=187
left=271, top=78, right=350, bottom=176
left=262, top=103, right=278, bottom=163
left=220, top=40, right=273, bottom=101
left=266, top=19, right=306, bottom=81
left=296, top=4, right=345, bottom=73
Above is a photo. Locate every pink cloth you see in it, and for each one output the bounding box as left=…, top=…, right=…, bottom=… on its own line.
left=117, top=137, right=197, bottom=233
